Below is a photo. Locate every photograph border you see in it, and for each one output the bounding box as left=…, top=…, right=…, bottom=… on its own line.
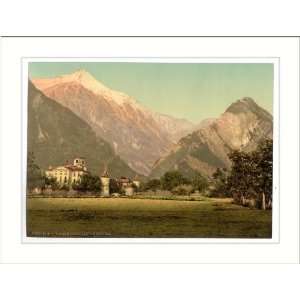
left=21, top=56, right=280, bottom=245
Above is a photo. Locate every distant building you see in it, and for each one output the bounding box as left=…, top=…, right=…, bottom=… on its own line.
left=118, top=176, right=131, bottom=189
left=73, top=157, right=87, bottom=170
left=45, top=157, right=88, bottom=187
left=124, top=186, right=134, bottom=196
left=118, top=176, right=139, bottom=195
left=45, top=158, right=140, bottom=197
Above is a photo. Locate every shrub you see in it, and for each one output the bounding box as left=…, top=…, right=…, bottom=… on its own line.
left=172, top=184, right=193, bottom=195
left=161, top=171, right=189, bottom=191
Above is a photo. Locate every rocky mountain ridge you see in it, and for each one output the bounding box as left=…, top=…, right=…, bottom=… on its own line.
left=32, top=70, right=196, bottom=175
left=150, top=97, right=273, bottom=178
left=27, top=81, right=141, bottom=179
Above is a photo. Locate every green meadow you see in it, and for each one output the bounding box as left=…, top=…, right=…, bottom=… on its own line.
left=27, top=197, right=272, bottom=238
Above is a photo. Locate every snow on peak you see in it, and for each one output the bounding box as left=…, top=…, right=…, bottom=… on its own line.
left=33, top=69, right=141, bottom=107
left=64, top=69, right=106, bottom=90
left=62, top=70, right=133, bottom=105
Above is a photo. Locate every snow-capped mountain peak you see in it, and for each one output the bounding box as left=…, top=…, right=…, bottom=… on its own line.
left=33, top=69, right=140, bottom=106
left=64, top=69, right=105, bottom=88
left=31, top=70, right=197, bottom=175
left=64, top=70, right=139, bottom=106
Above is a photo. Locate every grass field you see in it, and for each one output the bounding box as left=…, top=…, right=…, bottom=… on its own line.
left=27, top=197, right=272, bottom=238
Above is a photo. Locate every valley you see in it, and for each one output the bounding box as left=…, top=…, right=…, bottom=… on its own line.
left=26, top=65, right=274, bottom=239
left=30, top=70, right=273, bottom=179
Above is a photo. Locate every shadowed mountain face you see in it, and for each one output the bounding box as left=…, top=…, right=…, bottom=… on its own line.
left=150, top=97, right=273, bottom=179
left=27, top=81, right=140, bottom=179
left=32, top=70, right=195, bottom=175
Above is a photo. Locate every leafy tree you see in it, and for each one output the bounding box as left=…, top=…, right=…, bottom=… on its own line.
left=141, top=179, right=161, bottom=191
left=109, top=178, right=121, bottom=194
left=44, top=176, right=59, bottom=190
left=226, top=138, right=273, bottom=209
left=227, top=150, right=255, bottom=204
left=160, top=171, right=189, bottom=191
left=72, top=174, right=101, bottom=192
left=172, top=184, right=193, bottom=195
left=210, top=168, right=229, bottom=197
left=27, top=152, right=44, bottom=191
left=251, top=139, right=273, bottom=209
left=191, top=172, right=209, bottom=193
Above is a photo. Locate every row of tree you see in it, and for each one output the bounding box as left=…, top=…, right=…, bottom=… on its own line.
left=72, top=175, right=125, bottom=194
left=211, top=139, right=273, bottom=209
left=27, top=152, right=46, bottom=191
left=141, top=139, right=273, bottom=209
left=141, top=171, right=209, bottom=195
left=28, top=138, right=272, bottom=208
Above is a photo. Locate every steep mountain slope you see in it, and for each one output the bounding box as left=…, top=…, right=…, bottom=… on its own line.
left=27, top=81, right=140, bottom=179
left=150, top=97, right=273, bottom=178
left=151, top=113, right=195, bottom=142
left=32, top=70, right=195, bottom=175
left=193, top=118, right=216, bottom=131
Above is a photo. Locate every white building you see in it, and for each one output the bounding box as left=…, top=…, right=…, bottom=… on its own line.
left=100, top=169, right=110, bottom=196
left=45, top=157, right=88, bottom=187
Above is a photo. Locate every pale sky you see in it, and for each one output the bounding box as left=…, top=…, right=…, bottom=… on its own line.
left=29, top=62, right=273, bottom=123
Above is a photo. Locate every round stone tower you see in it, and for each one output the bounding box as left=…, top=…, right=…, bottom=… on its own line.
left=100, top=169, right=110, bottom=196
left=133, top=175, right=140, bottom=189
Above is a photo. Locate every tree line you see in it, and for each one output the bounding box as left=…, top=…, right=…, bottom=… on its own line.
left=141, top=138, right=273, bottom=209
left=27, top=138, right=272, bottom=209
left=140, top=171, right=209, bottom=195
left=211, top=139, right=273, bottom=209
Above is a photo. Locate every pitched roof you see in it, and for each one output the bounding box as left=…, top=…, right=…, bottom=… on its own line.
left=65, top=165, right=86, bottom=171
left=119, top=177, right=131, bottom=183
left=46, top=158, right=88, bottom=172
left=102, top=170, right=109, bottom=177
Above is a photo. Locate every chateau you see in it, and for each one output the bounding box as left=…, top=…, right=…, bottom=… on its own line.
left=45, top=157, right=88, bottom=186
left=45, top=157, right=140, bottom=196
